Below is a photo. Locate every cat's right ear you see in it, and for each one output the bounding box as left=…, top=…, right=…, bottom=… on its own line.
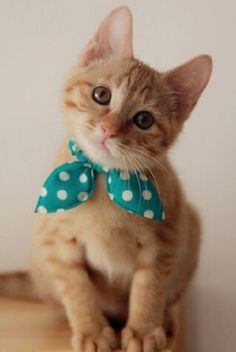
left=79, top=7, right=133, bottom=66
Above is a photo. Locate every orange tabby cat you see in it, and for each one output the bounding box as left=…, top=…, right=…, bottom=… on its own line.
left=0, top=7, right=212, bottom=352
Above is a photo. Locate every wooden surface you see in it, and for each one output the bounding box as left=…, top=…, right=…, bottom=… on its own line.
left=0, top=297, right=185, bottom=352
left=0, top=297, right=71, bottom=352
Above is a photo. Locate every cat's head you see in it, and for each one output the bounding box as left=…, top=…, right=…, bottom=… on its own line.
left=63, top=7, right=212, bottom=171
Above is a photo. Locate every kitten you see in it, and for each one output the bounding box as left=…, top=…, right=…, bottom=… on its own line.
left=0, top=6, right=212, bottom=352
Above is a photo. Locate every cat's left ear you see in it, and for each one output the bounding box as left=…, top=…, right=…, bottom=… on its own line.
left=163, top=55, right=213, bottom=120
left=80, top=7, right=133, bottom=66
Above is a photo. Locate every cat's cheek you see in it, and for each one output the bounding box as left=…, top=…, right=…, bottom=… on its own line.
left=64, top=109, right=83, bottom=136
left=69, top=115, right=89, bottom=142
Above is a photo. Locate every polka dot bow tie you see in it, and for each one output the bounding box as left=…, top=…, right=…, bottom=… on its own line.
left=35, top=140, right=164, bottom=221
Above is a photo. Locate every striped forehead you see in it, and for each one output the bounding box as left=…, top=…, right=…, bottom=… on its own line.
left=109, top=80, right=126, bottom=113
left=112, top=61, right=158, bottom=109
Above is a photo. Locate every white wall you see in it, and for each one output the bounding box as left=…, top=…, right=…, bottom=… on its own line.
left=0, top=1, right=235, bottom=351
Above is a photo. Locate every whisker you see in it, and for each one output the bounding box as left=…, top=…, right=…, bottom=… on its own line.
left=119, top=145, right=163, bottom=216
left=122, top=150, right=143, bottom=212
left=133, top=153, right=163, bottom=216
left=124, top=150, right=143, bottom=204
left=127, top=145, right=174, bottom=180
left=133, top=153, right=161, bottom=195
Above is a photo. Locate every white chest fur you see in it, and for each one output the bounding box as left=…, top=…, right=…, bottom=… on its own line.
left=83, top=222, right=138, bottom=280
left=54, top=175, right=157, bottom=282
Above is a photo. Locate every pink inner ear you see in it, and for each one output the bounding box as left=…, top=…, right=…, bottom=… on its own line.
left=81, top=7, right=133, bottom=66
left=165, top=55, right=212, bottom=116
left=83, top=40, right=112, bottom=66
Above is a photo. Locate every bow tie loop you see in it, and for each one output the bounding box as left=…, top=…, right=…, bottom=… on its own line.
left=35, top=160, right=96, bottom=213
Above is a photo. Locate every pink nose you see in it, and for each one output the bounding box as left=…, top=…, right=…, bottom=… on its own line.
left=101, top=123, right=117, bottom=139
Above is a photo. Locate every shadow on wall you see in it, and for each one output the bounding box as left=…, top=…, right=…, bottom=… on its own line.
left=185, top=285, right=235, bottom=351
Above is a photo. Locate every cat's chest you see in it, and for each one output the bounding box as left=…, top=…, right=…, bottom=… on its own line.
left=83, top=224, right=138, bottom=279
left=69, top=175, right=156, bottom=279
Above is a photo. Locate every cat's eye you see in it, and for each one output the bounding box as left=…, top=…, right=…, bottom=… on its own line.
left=133, top=111, right=154, bottom=130
left=92, top=86, right=111, bottom=105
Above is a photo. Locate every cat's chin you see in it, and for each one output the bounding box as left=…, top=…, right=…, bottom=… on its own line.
left=75, top=136, right=125, bottom=170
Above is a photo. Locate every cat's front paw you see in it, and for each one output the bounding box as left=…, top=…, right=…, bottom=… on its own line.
left=73, top=326, right=118, bottom=352
left=121, top=326, right=167, bottom=352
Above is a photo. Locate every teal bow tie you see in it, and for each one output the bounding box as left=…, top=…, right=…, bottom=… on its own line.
left=35, top=140, right=164, bottom=221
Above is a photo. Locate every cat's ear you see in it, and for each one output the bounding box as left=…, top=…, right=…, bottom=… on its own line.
left=80, top=6, right=133, bottom=66
left=163, top=55, right=212, bottom=119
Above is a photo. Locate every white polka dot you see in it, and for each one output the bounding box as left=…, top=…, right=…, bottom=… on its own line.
left=37, top=206, right=47, bottom=213
left=122, top=190, right=133, bottom=202
left=78, top=192, right=88, bottom=201
left=162, top=211, right=165, bottom=220
left=142, top=190, right=152, bottom=200
left=57, top=190, right=68, bottom=200
left=120, top=170, right=130, bottom=180
left=40, top=187, right=47, bottom=197
left=103, top=166, right=109, bottom=172
left=108, top=193, right=114, bottom=200
left=144, top=210, right=154, bottom=219
left=108, top=176, right=112, bottom=184
left=72, top=144, right=78, bottom=152
left=59, top=171, right=70, bottom=181
left=128, top=210, right=133, bottom=214
left=57, top=208, right=65, bottom=213
left=79, top=173, right=88, bottom=183
left=139, top=173, right=148, bottom=181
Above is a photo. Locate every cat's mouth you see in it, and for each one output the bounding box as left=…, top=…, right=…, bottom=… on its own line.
left=93, top=138, right=110, bottom=152
left=76, top=134, right=124, bottom=169
left=98, top=139, right=121, bottom=157
left=75, top=130, right=148, bottom=171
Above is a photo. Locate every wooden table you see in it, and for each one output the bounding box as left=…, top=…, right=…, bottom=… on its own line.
left=0, top=297, right=185, bottom=352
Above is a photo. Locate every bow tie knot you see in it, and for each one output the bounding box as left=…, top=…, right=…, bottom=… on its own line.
left=35, top=140, right=164, bottom=221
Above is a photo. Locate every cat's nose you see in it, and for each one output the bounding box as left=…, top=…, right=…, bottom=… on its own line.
left=101, top=123, right=118, bottom=139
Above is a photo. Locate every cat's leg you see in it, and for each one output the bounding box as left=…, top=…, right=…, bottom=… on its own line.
left=33, top=226, right=118, bottom=352
left=49, top=260, right=117, bottom=352
left=121, top=239, right=176, bottom=352
left=167, top=203, right=201, bottom=306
